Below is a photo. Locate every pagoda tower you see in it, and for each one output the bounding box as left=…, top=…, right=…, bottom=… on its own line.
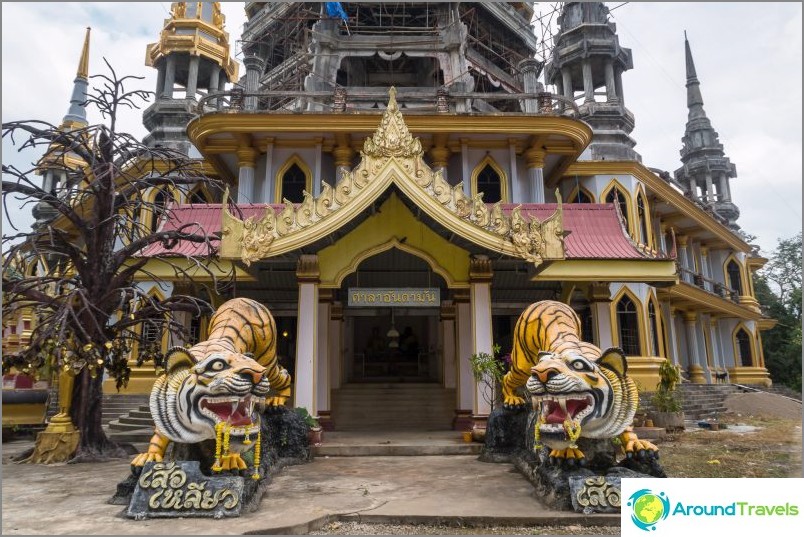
left=33, top=27, right=92, bottom=229
left=239, top=2, right=540, bottom=112
left=544, top=2, right=639, bottom=161
left=673, top=33, right=740, bottom=229
left=143, top=1, right=239, bottom=154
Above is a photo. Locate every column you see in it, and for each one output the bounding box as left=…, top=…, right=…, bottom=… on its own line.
left=333, top=133, right=354, bottom=178
left=316, top=289, right=332, bottom=428
left=261, top=138, right=275, bottom=203
left=508, top=139, right=520, bottom=203
left=662, top=304, right=680, bottom=366
left=155, top=61, right=166, bottom=100
left=555, top=76, right=564, bottom=112
left=719, top=175, right=731, bottom=201
left=705, top=172, right=714, bottom=203
left=683, top=311, right=705, bottom=383
left=163, top=54, right=176, bottom=99
left=185, top=55, right=200, bottom=99
left=461, top=139, right=471, bottom=197
left=428, top=133, right=450, bottom=180
left=209, top=66, right=220, bottom=107
left=561, top=67, right=573, bottom=101
left=589, top=282, right=613, bottom=349
left=677, top=235, right=691, bottom=282
left=604, top=59, right=617, bottom=102
left=454, top=290, right=473, bottom=430
left=614, top=66, right=624, bottom=104
left=658, top=223, right=668, bottom=255
left=236, top=138, right=257, bottom=203
left=582, top=59, right=594, bottom=103
left=441, top=301, right=457, bottom=389
left=518, top=58, right=542, bottom=113
left=469, top=256, right=494, bottom=423
left=294, top=255, right=320, bottom=415
left=243, top=54, right=265, bottom=111
left=313, top=138, right=323, bottom=196
left=709, top=317, right=724, bottom=374
left=217, top=72, right=227, bottom=110
left=328, top=302, right=343, bottom=391
left=700, top=246, right=712, bottom=292
left=524, top=146, right=545, bottom=203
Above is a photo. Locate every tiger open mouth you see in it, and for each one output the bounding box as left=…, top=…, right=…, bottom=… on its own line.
left=531, top=394, right=595, bottom=433
left=200, top=395, right=266, bottom=429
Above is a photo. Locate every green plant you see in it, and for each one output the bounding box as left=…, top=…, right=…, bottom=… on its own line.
left=294, top=407, right=320, bottom=429
left=650, top=360, right=683, bottom=412
left=470, top=344, right=504, bottom=411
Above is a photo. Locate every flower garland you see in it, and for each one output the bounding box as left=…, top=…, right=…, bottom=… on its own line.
left=251, top=428, right=261, bottom=480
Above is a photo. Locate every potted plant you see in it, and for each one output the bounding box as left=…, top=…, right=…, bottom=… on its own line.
left=294, top=407, right=322, bottom=445
left=648, top=360, right=685, bottom=432
left=469, top=344, right=505, bottom=441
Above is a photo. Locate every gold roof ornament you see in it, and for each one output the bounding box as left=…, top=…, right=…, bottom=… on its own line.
left=362, top=87, right=423, bottom=159
left=221, top=88, right=565, bottom=268
left=145, top=2, right=238, bottom=82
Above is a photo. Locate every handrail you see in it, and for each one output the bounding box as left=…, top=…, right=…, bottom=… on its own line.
left=678, top=266, right=740, bottom=303
left=194, top=88, right=579, bottom=117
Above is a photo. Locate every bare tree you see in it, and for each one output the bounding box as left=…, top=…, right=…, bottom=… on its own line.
left=2, top=60, right=233, bottom=462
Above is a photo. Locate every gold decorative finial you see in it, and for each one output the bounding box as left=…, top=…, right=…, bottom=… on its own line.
left=77, top=27, right=91, bottom=79
left=362, top=87, right=423, bottom=159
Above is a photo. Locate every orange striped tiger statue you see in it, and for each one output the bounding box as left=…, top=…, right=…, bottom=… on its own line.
left=131, top=298, right=292, bottom=476
left=501, top=300, right=657, bottom=464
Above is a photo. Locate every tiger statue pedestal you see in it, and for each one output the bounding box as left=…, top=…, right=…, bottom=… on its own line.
left=482, top=300, right=667, bottom=513
left=110, top=298, right=312, bottom=516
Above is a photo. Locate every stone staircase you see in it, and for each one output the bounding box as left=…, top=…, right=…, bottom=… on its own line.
left=102, top=394, right=153, bottom=443
left=677, top=383, right=742, bottom=420
left=331, top=383, right=456, bottom=431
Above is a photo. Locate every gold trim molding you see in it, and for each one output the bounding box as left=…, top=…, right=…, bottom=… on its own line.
left=221, top=88, right=566, bottom=268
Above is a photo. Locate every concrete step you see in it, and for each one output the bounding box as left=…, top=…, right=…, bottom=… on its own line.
left=332, top=384, right=455, bottom=431
left=312, top=430, right=482, bottom=456
left=106, top=428, right=154, bottom=444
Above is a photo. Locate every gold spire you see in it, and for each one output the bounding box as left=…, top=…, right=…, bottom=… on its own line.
left=77, top=27, right=91, bottom=79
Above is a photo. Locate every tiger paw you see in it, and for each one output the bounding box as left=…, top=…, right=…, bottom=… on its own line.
left=503, top=395, right=527, bottom=409
left=214, top=453, right=249, bottom=472
left=548, top=447, right=587, bottom=466
left=620, top=432, right=659, bottom=460
left=131, top=451, right=163, bottom=467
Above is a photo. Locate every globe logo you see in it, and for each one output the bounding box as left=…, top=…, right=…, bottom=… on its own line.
left=627, top=489, right=670, bottom=531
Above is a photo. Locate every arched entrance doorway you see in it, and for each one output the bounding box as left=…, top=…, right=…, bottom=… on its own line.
left=331, top=247, right=457, bottom=431
left=341, top=248, right=447, bottom=383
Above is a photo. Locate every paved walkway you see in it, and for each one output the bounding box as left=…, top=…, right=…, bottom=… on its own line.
left=1, top=439, right=617, bottom=535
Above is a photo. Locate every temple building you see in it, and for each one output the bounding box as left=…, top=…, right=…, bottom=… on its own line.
left=7, top=2, right=774, bottom=435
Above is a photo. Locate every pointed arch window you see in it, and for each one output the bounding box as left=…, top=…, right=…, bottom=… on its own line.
left=188, top=186, right=213, bottom=204
left=637, top=192, right=650, bottom=246
left=616, top=294, right=641, bottom=356
left=735, top=328, right=753, bottom=367
left=605, top=187, right=630, bottom=233
left=149, top=188, right=172, bottom=233
left=578, top=305, right=595, bottom=345
left=275, top=156, right=312, bottom=204
left=726, top=260, right=743, bottom=295
left=471, top=156, right=507, bottom=203
left=570, top=187, right=593, bottom=204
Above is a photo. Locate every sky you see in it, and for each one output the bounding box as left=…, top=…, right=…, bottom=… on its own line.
left=1, top=2, right=801, bottom=257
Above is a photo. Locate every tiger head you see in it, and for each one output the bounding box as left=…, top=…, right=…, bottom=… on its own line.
left=151, top=346, right=272, bottom=446
left=525, top=346, right=637, bottom=449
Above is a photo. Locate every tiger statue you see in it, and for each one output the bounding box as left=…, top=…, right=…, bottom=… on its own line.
left=501, top=300, right=657, bottom=464
left=131, top=298, right=292, bottom=474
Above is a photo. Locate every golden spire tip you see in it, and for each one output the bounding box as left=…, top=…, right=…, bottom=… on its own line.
left=77, top=27, right=91, bottom=79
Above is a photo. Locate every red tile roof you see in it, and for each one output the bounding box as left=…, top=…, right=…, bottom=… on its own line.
left=140, top=202, right=666, bottom=261
left=503, top=203, right=664, bottom=260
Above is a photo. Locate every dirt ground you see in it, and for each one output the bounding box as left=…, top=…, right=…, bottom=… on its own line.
left=658, top=392, right=802, bottom=479
left=723, top=391, right=803, bottom=420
